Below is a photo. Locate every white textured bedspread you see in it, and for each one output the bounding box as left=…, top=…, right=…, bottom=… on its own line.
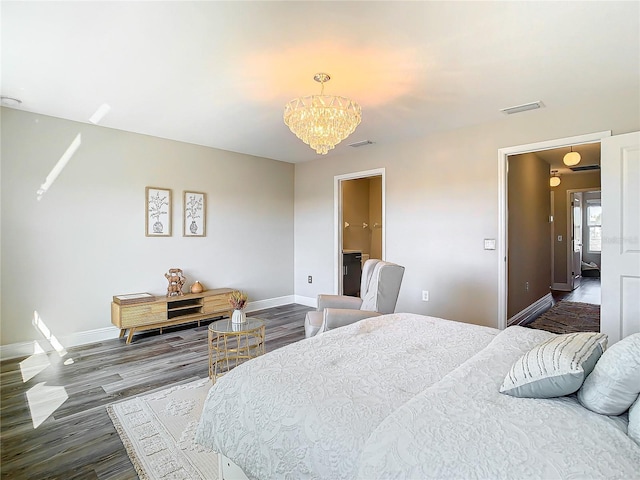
left=357, top=326, right=640, bottom=479
left=195, top=313, right=498, bottom=479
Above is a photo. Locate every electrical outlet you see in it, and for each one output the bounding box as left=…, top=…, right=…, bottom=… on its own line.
left=307, top=275, right=312, bottom=284
left=422, top=290, right=429, bottom=302
left=525, top=282, right=529, bottom=292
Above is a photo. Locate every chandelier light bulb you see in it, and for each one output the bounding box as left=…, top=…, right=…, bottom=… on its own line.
left=284, top=73, right=361, bottom=154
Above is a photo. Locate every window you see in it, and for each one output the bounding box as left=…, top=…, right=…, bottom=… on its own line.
left=587, top=203, right=602, bottom=252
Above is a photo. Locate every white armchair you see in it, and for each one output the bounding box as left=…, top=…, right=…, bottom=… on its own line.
left=304, top=259, right=405, bottom=338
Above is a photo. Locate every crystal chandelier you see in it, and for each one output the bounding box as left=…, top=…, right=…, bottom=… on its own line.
left=284, top=73, right=362, bottom=155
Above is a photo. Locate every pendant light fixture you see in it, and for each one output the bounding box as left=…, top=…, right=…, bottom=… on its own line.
left=284, top=73, right=362, bottom=155
left=563, top=146, right=581, bottom=166
left=550, top=170, right=561, bottom=187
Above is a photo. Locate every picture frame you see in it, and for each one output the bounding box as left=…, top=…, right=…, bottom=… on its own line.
left=183, top=191, right=206, bottom=237
left=145, top=187, right=172, bottom=237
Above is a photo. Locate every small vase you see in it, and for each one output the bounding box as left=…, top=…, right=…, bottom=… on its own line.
left=190, top=281, right=203, bottom=294
left=231, top=309, right=246, bottom=324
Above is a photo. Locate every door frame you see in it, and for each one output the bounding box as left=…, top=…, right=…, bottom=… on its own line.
left=568, top=189, right=599, bottom=291
left=569, top=191, right=584, bottom=292
left=551, top=188, right=602, bottom=292
left=334, top=168, right=386, bottom=295
left=497, top=131, right=610, bottom=330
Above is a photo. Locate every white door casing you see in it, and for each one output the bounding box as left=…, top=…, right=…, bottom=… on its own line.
left=334, top=168, right=386, bottom=295
left=601, top=131, right=640, bottom=344
left=570, top=191, right=583, bottom=291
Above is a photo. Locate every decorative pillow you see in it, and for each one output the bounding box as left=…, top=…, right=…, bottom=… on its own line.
left=577, top=333, right=640, bottom=415
left=500, top=332, right=607, bottom=398
left=628, top=395, right=640, bottom=447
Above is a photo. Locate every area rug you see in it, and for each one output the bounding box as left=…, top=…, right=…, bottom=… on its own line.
left=525, top=300, right=600, bottom=334
left=107, top=378, right=218, bottom=480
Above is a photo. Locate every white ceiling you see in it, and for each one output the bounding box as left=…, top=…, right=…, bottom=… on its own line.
left=510, top=142, right=602, bottom=176
left=533, top=142, right=601, bottom=175
left=2, top=1, right=638, bottom=163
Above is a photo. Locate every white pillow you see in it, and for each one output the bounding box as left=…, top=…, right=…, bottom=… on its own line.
left=629, top=396, right=640, bottom=447
left=578, top=333, right=640, bottom=415
left=500, top=332, right=607, bottom=399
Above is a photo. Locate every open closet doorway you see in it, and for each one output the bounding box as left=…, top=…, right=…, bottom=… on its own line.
left=334, top=168, right=385, bottom=296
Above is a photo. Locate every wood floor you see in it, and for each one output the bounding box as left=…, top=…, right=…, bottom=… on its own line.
left=551, top=277, right=601, bottom=306
left=0, top=304, right=312, bottom=480
left=525, top=277, right=601, bottom=335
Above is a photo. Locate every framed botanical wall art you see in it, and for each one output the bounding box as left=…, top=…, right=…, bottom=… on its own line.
left=183, top=191, right=206, bottom=237
left=145, top=187, right=172, bottom=237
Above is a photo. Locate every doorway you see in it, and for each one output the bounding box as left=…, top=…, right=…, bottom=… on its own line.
left=334, top=168, right=385, bottom=295
left=505, top=149, right=602, bottom=328
left=497, top=131, right=611, bottom=330
left=553, top=188, right=602, bottom=303
left=562, top=188, right=602, bottom=295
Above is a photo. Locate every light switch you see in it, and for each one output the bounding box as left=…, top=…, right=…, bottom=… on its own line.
left=484, top=238, right=496, bottom=250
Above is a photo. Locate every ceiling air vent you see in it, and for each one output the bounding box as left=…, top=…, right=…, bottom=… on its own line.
left=500, top=101, right=544, bottom=115
left=570, top=164, right=600, bottom=172
left=348, top=140, right=374, bottom=148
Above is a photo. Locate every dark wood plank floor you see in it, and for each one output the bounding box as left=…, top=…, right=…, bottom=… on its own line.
left=525, top=277, right=601, bottom=335
left=0, top=304, right=312, bottom=480
left=551, top=276, right=601, bottom=306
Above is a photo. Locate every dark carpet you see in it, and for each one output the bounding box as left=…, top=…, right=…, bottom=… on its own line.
left=525, top=300, right=600, bottom=334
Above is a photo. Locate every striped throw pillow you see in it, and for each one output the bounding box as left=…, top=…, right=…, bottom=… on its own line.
left=500, top=332, right=608, bottom=398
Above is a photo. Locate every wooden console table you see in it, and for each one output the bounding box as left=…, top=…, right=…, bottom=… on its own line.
left=111, top=288, right=234, bottom=344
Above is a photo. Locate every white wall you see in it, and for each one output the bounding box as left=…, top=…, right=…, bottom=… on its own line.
left=1, top=108, right=294, bottom=347
left=294, top=88, right=640, bottom=329
left=3, top=87, right=638, bottom=350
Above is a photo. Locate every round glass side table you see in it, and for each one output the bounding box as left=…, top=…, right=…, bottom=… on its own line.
left=208, top=317, right=266, bottom=382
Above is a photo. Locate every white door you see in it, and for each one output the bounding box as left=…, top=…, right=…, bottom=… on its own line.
left=570, top=192, right=583, bottom=290
left=601, top=131, right=640, bottom=344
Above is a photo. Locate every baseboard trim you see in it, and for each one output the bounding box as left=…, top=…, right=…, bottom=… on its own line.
left=552, top=283, right=572, bottom=292
left=245, top=295, right=295, bottom=313
left=62, top=326, right=122, bottom=348
left=0, top=341, right=43, bottom=362
left=0, top=326, right=123, bottom=362
left=294, top=295, right=316, bottom=308
left=507, top=293, right=553, bottom=327
left=1, top=295, right=302, bottom=361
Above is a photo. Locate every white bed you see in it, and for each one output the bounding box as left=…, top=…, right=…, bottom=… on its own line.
left=195, top=313, right=640, bottom=479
